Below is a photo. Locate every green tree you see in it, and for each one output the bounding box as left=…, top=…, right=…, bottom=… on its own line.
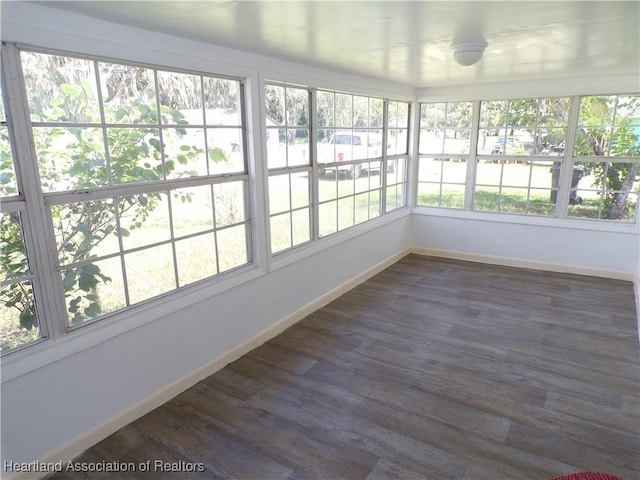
left=575, top=96, right=640, bottom=220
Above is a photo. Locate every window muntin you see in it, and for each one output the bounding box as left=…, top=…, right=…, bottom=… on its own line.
left=385, top=156, right=407, bottom=212
left=419, top=101, right=473, bottom=156
left=417, top=157, right=467, bottom=209
left=265, top=84, right=312, bottom=254
left=20, top=50, right=250, bottom=328
left=316, top=90, right=389, bottom=237
left=478, top=98, right=570, bottom=156
left=570, top=95, right=640, bottom=222
left=474, top=159, right=558, bottom=216
left=567, top=160, right=639, bottom=221
left=318, top=163, right=382, bottom=237
left=417, top=101, right=473, bottom=209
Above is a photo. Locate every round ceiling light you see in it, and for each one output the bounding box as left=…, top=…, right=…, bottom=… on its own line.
left=451, top=42, right=488, bottom=66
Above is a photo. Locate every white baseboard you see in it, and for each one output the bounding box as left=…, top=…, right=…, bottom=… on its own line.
left=18, top=248, right=410, bottom=480
left=410, top=247, right=636, bottom=282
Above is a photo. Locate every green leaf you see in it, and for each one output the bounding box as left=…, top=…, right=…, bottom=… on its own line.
left=60, top=83, right=83, bottom=99
left=0, top=172, right=13, bottom=184
left=84, top=302, right=102, bottom=317
left=19, top=307, right=37, bottom=330
left=115, top=108, right=128, bottom=121
left=208, top=147, right=228, bottom=163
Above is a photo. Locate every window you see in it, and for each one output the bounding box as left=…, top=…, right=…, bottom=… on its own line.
left=385, top=101, right=410, bottom=212
left=1, top=46, right=251, bottom=347
left=1, top=79, right=45, bottom=353
left=569, top=95, right=640, bottom=222
left=316, top=90, right=386, bottom=236
left=474, top=97, right=571, bottom=216
left=417, top=101, right=473, bottom=208
left=265, top=84, right=312, bottom=254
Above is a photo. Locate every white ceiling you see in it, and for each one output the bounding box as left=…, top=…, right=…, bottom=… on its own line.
left=39, top=1, right=640, bottom=89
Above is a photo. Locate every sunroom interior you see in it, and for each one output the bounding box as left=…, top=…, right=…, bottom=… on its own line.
left=1, top=1, right=639, bottom=476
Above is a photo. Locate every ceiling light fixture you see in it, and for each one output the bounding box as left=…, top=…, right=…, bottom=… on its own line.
left=451, top=42, right=488, bottom=66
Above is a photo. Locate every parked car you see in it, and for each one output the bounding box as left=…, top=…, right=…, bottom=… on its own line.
left=491, top=137, right=521, bottom=154
left=319, top=131, right=395, bottom=178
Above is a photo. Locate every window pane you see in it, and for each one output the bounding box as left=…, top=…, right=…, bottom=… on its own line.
left=319, top=201, right=337, bottom=237
left=125, top=244, right=176, bottom=304
left=22, top=52, right=101, bottom=123
left=217, top=225, right=248, bottom=272
left=119, top=192, right=171, bottom=250
left=317, top=91, right=334, bottom=127
left=35, top=127, right=107, bottom=192
left=204, top=77, right=241, bottom=126
left=335, top=93, right=353, bottom=127
left=175, top=233, right=217, bottom=286
left=291, top=172, right=310, bottom=209
left=475, top=159, right=557, bottom=216
left=171, top=185, right=214, bottom=238
left=270, top=213, right=292, bottom=254
left=1, top=281, right=40, bottom=353
left=53, top=199, right=119, bottom=265
left=265, top=85, right=285, bottom=126
left=163, top=128, right=207, bottom=179
left=417, top=182, right=443, bottom=207
left=352, top=96, right=368, bottom=127
left=286, top=129, right=310, bottom=167
left=369, top=98, right=383, bottom=128
left=213, top=182, right=246, bottom=228
left=63, top=257, right=126, bottom=326
left=0, top=126, right=17, bottom=196
left=286, top=87, right=309, bottom=127
left=269, top=174, right=291, bottom=214
left=291, top=208, right=310, bottom=246
left=568, top=161, right=639, bottom=222
left=443, top=129, right=470, bottom=155
left=158, top=71, right=203, bottom=125
left=479, top=101, right=508, bottom=128
left=338, top=196, right=354, bottom=230
left=417, top=157, right=465, bottom=209
left=98, top=63, right=157, bottom=124
left=108, top=127, right=163, bottom=184
left=206, top=128, right=244, bottom=174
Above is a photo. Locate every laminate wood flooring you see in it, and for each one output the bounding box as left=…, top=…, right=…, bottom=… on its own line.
left=50, top=255, right=640, bottom=480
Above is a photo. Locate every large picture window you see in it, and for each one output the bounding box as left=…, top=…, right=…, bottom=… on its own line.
left=1, top=46, right=251, bottom=346
left=569, top=95, right=640, bottom=222
left=474, top=97, right=571, bottom=217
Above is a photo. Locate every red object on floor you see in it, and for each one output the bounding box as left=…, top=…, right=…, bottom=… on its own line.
left=550, top=473, right=624, bottom=480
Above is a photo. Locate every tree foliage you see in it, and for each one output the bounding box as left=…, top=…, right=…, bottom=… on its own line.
left=1, top=53, right=231, bottom=349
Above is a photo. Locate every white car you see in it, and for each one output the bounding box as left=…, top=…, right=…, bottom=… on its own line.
left=319, top=131, right=394, bottom=178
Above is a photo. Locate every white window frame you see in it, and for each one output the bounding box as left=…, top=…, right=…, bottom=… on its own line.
left=1, top=43, right=255, bottom=355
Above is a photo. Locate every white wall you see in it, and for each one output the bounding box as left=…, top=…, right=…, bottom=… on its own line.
left=411, top=213, right=638, bottom=279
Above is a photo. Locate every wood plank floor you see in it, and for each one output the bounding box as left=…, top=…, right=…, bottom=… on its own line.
left=51, top=255, right=639, bottom=479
